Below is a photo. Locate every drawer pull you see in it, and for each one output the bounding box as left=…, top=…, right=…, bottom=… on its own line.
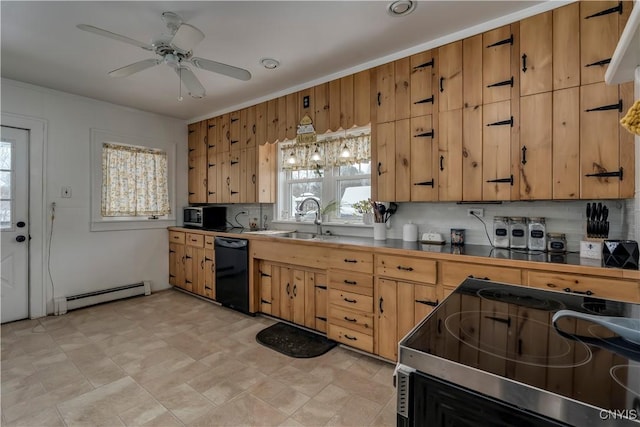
left=344, top=280, right=357, bottom=285
left=564, top=287, right=593, bottom=296
left=344, top=334, right=358, bottom=341
left=344, top=259, right=358, bottom=263
left=191, top=238, right=198, bottom=242
left=344, top=297, right=357, bottom=304
left=344, top=316, right=357, bottom=322
left=397, top=266, right=414, bottom=272
left=416, top=299, right=439, bottom=307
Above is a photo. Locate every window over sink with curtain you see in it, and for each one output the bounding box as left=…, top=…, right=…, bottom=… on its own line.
left=276, top=127, right=371, bottom=224
left=90, top=129, right=176, bottom=231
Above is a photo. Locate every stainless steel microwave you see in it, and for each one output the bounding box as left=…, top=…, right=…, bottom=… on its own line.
left=183, top=206, right=227, bottom=229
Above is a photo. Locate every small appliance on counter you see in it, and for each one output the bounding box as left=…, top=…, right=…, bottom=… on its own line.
left=603, top=240, right=639, bottom=270
left=183, top=205, right=227, bottom=229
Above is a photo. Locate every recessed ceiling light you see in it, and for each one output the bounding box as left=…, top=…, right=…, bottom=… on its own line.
left=260, top=58, right=280, bottom=69
left=387, top=0, right=416, bottom=17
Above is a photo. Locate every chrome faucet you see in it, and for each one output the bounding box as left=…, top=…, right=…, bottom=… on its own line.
left=296, top=197, right=322, bottom=236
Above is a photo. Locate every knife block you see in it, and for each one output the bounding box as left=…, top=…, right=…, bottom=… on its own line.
left=580, top=238, right=603, bottom=260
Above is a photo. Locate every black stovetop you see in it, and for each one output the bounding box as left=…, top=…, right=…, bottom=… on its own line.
left=401, top=279, right=640, bottom=417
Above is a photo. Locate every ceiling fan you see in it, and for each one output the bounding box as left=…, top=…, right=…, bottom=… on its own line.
left=77, top=12, right=251, bottom=99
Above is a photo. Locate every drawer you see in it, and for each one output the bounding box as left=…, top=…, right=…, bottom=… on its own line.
left=375, top=254, right=436, bottom=284
left=328, top=305, right=374, bottom=335
left=526, top=271, right=640, bottom=303
left=204, top=236, right=214, bottom=250
left=329, top=271, right=373, bottom=296
left=440, top=262, right=521, bottom=287
left=169, top=231, right=185, bottom=244
left=186, top=233, right=204, bottom=247
left=329, top=289, right=373, bottom=313
left=328, top=249, right=373, bottom=274
left=328, top=324, right=373, bottom=353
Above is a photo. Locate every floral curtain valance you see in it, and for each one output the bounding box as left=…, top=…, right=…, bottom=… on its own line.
left=281, top=133, right=371, bottom=171
left=101, top=143, right=170, bottom=217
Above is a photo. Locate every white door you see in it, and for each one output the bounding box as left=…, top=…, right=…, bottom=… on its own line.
left=1, top=126, right=29, bottom=323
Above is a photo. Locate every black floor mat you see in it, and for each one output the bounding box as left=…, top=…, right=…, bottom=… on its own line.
left=256, top=322, right=337, bottom=358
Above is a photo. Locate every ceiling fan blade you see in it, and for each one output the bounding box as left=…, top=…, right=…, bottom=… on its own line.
left=175, top=66, right=206, bottom=98
left=170, top=24, right=204, bottom=52
left=190, top=57, right=252, bottom=81
left=77, top=24, right=153, bottom=51
left=109, top=59, right=161, bottom=78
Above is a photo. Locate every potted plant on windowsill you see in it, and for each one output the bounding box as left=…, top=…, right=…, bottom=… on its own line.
left=352, top=200, right=374, bottom=224
left=320, top=200, right=337, bottom=223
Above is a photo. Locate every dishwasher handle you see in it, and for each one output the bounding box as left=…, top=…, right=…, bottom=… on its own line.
left=214, top=237, right=248, bottom=249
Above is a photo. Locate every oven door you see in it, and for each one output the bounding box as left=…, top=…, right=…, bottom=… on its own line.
left=396, top=367, right=567, bottom=427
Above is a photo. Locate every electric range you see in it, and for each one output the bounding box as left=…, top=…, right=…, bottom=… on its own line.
left=396, top=278, right=640, bottom=426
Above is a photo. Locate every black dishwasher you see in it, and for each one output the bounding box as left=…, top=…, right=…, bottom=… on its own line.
left=214, top=237, right=250, bottom=315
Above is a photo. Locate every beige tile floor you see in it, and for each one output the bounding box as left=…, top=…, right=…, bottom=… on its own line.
left=1, top=290, right=397, bottom=426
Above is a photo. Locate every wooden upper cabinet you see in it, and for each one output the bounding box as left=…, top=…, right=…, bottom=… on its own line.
left=552, top=87, right=580, bottom=199
left=206, top=119, right=219, bottom=203
left=258, top=142, right=277, bottom=203
left=298, top=87, right=314, bottom=125
left=483, top=25, right=514, bottom=104
left=340, top=74, right=355, bottom=130
left=206, top=118, right=217, bottom=153
left=314, top=83, right=330, bottom=135
left=228, top=151, right=241, bottom=203
left=462, top=34, right=484, bottom=202
left=255, top=102, right=267, bottom=146
left=285, top=93, right=298, bottom=140
left=482, top=100, right=513, bottom=201
left=266, top=98, right=279, bottom=143
left=376, top=122, right=396, bottom=201
left=553, top=3, right=580, bottom=90
left=519, top=92, right=552, bottom=200
left=329, top=80, right=341, bottom=131
left=240, top=106, right=256, bottom=149
left=241, top=147, right=257, bottom=203
left=580, top=82, right=623, bottom=199
left=218, top=113, right=230, bottom=152
left=438, top=42, right=462, bottom=112
left=520, top=11, right=552, bottom=96
left=374, top=62, right=395, bottom=124
left=395, top=58, right=411, bottom=121
left=229, top=111, right=241, bottom=151
left=410, top=50, right=436, bottom=117
left=438, top=109, right=463, bottom=201
left=580, top=1, right=622, bottom=85
left=218, top=151, right=230, bottom=203
left=188, top=121, right=207, bottom=204
left=353, top=70, right=371, bottom=127
left=410, top=115, right=437, bottom=202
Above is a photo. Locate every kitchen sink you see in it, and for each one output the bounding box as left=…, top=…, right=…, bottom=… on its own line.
left=281, top=232, right=319, bottom=240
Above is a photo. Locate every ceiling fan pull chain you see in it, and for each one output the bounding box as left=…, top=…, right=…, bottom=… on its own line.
left=178, top=66, right=183, bottom=102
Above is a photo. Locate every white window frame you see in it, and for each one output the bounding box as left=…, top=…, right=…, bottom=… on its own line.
left=0, top=139, right=16, bottom=231
left=90, top=128, right=176, bottom=231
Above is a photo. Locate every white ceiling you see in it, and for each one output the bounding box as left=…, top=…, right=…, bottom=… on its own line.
left=1, top=1, right=551, bottom=121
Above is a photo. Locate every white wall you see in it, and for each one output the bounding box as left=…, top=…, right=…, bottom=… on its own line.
left=1, top=79, right=187, bottom=314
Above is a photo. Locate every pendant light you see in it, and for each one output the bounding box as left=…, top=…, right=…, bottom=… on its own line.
left=311, top=144, right=321, bottom=162
left=287, top=150, right=296, bottom=165
left=340, top=143, right=350, bottom=158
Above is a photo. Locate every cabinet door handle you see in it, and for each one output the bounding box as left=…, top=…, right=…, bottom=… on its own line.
left=252, top=124, right=256, bottom=134
left=286, top=283, right=290, bottom=295
left=440, top=155, right=444, bottom=171
left=377, top=162, right=383, bottom=176
left=226, top=177, right=230, bottom=185
left=377, top=92, right=381, bottom=106
left=439, top=76, right=444, bottom=93
left=437, top=318, right=442, bottom=334
left=344, top=316, right=357, bottom=322
left=211, top=264, right=215, bottom=272
left=521, top=146, right=527, bottom=165
left=379, top=297, right=384, bottom=314
left=344, top=297, right=357, bottom=304
left=397, top=266, right=414, bottom=271
left=252, top=174, right=256, bottom=184
left=344, top=280, right=357, bottom=285
left=416, top=299, right=439, bottom=307
left=521, top=54, right=527, bottom=73
left=563, top=287, right=594, bottom=296
left=344, top=259, right=358, bottom=263
left=181, top=256, right=185, bottom=264
left=293, top=284, right=297, bottom=297
left=344, top=334, right=357, bottom=341
left=201, top=259, right=204, bottom=269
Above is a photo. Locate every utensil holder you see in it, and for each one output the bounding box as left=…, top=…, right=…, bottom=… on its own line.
left=373, top=223, right=386, bottom=240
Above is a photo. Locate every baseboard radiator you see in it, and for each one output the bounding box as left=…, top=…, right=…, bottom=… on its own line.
left=54, top=281, right=151, bottom=315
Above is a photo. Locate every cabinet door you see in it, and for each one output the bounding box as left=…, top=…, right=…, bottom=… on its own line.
left=206, top=119, right=219, bottom=203
left=462, top=35, right=484, bottom=202
left=552, top=87, right=580, bottom=199
left=240, top=106, right=256, bottom=149
left=395, top=58, right=411, bottom=121
left=204, top=245, right=215, bottom=300
left=438, top=109, right=462, bottom=201
left=218, top=152, right=230, bottom=203
left=353, top=70, right=371, bottom=127
left=340, top=74, right=355, bottom=130
left=374, top=62, right=395, bottom=123
left=581, top=1, right=621, bottom=85
left=410, top=115, right=437, bottom=201
left=279, top=267, right=293, bottom=321
left=375, top=278, right=397, bottom=361
left=169, top=243, right=181, bottom=286
left=304, top=271, right=316, bottom=329
left=553, top=3, right=580, bottom=90
left=519, top=92, right=552, bottom=200
left=285, top=93, right=298, bottom=140
left=580, top=82, right=622, bottom=199
left=266, top=98, right=279, bottom=144
left=255, top=102, right=267, bottom=146
left=193, top=247, right=206, bottom=296
left=414, top=284, right=439, bottom=325
left=228, top=151, right=241, bottom=203
left=438, top=42, right=462, bottom=112
left=188, top=122, right=207, bottom=203
left=291, top=269, right=306, bottom=325
left=483, top=25, right=514, bottom=104
left=259, top=261, right=274, bottom=314
left=258, top=142, right=276, bottom=203
left=395, top=119, right=411, bottom=202
left=482, top=101, right=512, bottom=201
left=397, top=281, right=415, bottom=342
left=410, top=50, right=436, bottom=117
left=218, top=114, right=230, bottom=153
left=184, top=246, right=195, bottom=292
left=229, top=111, right=241, bottom=151
left=206, top=118, right=218, bottom=153
left=314, top=83, right=330, bottom=135
left=329, top=80, right=342, bottom=132
left=315, top=273, right=328, bottom=333
left=520, top=11, right=552, bottom=96
left=376, top=122, right=396, bottom=201
left=241, top=147, right=257, bottom=203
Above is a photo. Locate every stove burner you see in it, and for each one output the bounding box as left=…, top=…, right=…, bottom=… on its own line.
left=445, top=310, right=592, bottom=368
left=610, top=365, right=640, bottom=398
left=477, top=288, right=565, bottom=311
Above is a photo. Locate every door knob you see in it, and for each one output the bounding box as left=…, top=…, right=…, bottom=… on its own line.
left=15, top=235, right=26, bottom=242
left=16, top=221, right=26, bottom=228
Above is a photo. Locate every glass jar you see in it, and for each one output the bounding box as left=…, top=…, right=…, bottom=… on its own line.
left=547, top=233, right=567, bottom=253
left=509, top=217, right=528, bottom=249
left=528, top=217, right=546, bottom=251
left=493, top=217, right=510, bottom=248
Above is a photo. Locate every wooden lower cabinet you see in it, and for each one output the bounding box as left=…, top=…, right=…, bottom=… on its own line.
left=169, top=242, right=185, bottom=287
left=439, top=261, right=522, bottom=291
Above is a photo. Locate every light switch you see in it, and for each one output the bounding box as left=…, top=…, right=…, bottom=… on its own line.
left=61, top=186, right=72, bottom=198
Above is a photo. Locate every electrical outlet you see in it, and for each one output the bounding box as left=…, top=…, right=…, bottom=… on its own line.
left=467, top=208, right=484, bottom=218
left=61, top=186, right=72, bottom=198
